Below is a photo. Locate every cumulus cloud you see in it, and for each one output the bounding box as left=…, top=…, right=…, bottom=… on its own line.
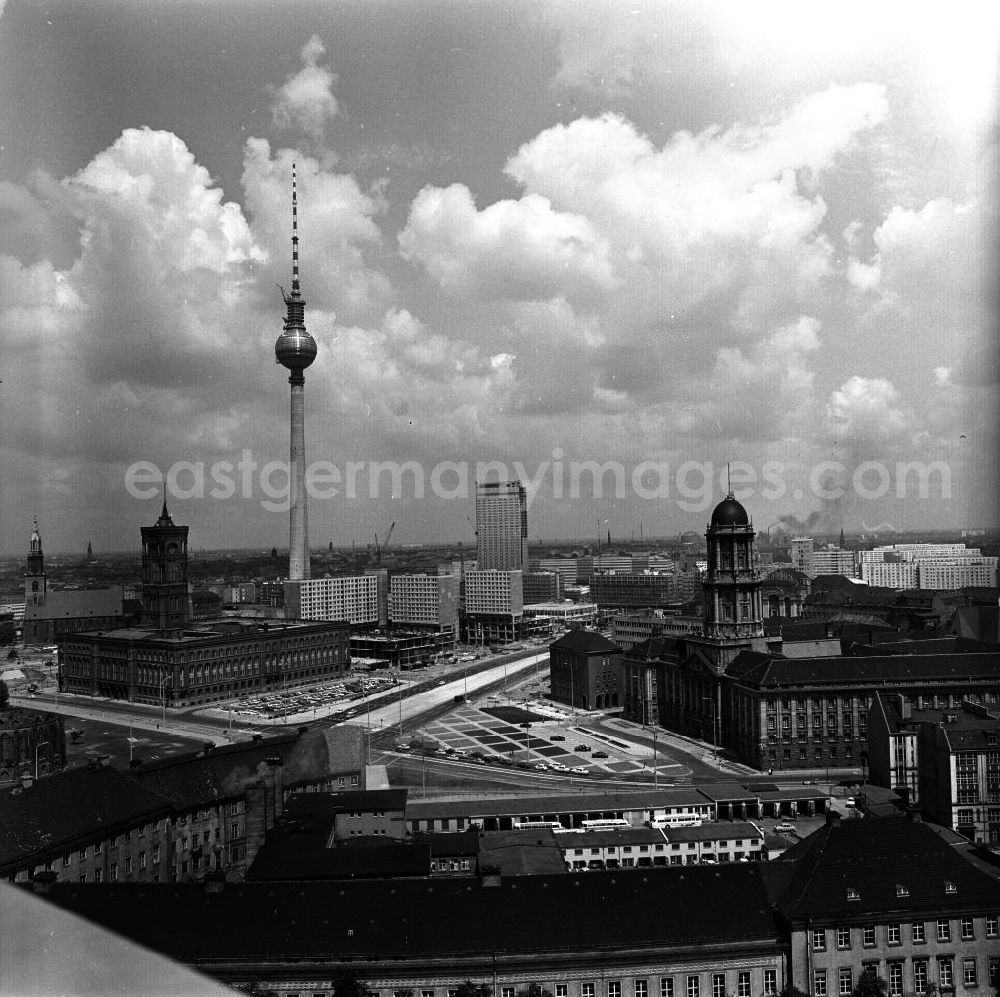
left=399, top=183, right=617, bottom=302
left=271, top=35, right=339, bottom=142
left=824, top=375, right=913, bottom=446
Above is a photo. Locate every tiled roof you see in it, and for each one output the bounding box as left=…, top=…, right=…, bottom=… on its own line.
left=0, top=766, right=171, bottom=869
left=770, top=814, right=1000, bottom=924
left=32, top=866, right=781, bottom=962
left=549, top=630, right=622, bottom=654
left=663, top=821, right=762, bottom=844
left=246, top=842, right=430, bottom=881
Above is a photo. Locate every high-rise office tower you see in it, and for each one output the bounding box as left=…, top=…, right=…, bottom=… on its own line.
left=274, top=164, right=317, bottom=581
left=475, top=480, right=528, bottom=570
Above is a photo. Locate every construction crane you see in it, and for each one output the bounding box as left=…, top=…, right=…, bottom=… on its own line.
left=372, top=522, right=396, bottom=563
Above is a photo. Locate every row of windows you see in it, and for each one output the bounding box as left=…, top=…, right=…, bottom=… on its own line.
left=812, top=915, right=997, bottom=950
left=348, top=973, right=777, bottom=997
left=813, top=956, right=997, bottom=996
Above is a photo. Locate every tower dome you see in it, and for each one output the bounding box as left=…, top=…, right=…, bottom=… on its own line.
left=710, top=493, right=749, bottom=527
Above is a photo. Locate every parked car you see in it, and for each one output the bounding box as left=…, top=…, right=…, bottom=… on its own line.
left=592, top=751, right=609, bottom=759
left=845, top=797, right=856, bottom=807
left=773, top=822, right=796, bottom=834
left=551, top=734, right=566, bottom=741
left=801, top=777, right=819, bottom=785
left=574, top=744, right=590, bottom=752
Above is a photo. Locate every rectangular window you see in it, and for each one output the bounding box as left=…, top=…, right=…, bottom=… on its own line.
left=583, top=987, right=595, bottom=997
left=812, top=929, right=826, bottom=951
left=124, top=856, right=132, bottom=874
left=712, top=976, right=725, bottom=997
left=912, top=921, right=926, bottom=943
left=737, top=974, right=749, bottom=997
left=839, top=970, right=853, bottom=996
left=964, top=960, right=978, bottom=988
left=501, top=988, right=515, bottom=997
left=687, top=978, right=700, bottom=997
left=813, top=972, right=827, bottom=997
left=110, top=863, right=118, bottom=881
left=555, top=989, right=567, bottom=997
left=887, top=923, right=900, bottom=945
left=635, top=983, right=648, bottom=997
left=938, top=958, right=953, bottom=990
left=961, top=917, right=974, bottom=940
left=764, top=972, right=776, bottom=996
left=937, top=919, right=951, bottom=942
left=913, top=961, right=928, bottom=995
left=987, top=916, right=999, bottom=938
left=863, top=925, right=875, bottom=946
left=837, top=927, right=851, bottom=948
left=888, top=963, right=903, bottom=997
left=609, top=984, right=621, bottom=997
left=661, top=980, right=674, bottom=997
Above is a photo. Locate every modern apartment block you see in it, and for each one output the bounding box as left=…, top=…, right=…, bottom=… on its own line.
left=388, top=573, right=459, bottom=639
left=475, top=480, right=528, bottom=570
left=462, top=569, right=524, bottom=644
left=283, top=575, right=380, bottom=625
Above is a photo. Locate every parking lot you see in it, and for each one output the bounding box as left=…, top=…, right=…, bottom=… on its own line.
left=410, top=700, right=684, bottom=779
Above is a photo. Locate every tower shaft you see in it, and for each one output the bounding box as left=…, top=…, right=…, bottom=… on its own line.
left=288, top=372, right=310, bottom=580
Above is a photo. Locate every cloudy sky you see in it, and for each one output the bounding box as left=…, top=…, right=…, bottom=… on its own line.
left=1, top=0, right=998, bottom=556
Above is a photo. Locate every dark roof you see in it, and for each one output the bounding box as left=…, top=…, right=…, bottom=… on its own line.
left=411, top=829, right=480, bottom=857
left=31, top=866, right=781, bottom=964
left=477, top=829, right=568, bottom=876
left=710, top=495, right=749, bottom=527
left=623, top=636, right=686, bottom=662
left=770, top=814, right=1000, bottom=924
left=664, top=821, right=763, bottom=844
left=724, top=649, right=1000, bottom=688
left=131, top=726, right=364, bottom=806
left=246, top=843, right=431, bottom=881
left=0, top=765, right=171, bottom=869
left=563, top=827, right=667, bottom=847
left=549, top=630, right=622, bottom=654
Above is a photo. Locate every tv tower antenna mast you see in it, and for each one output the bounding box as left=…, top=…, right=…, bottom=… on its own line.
left=274, top=164, right=317, bottom=580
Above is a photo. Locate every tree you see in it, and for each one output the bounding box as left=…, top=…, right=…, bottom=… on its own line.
left=852, top=970, right=888, bottom=997
left=454, top=983, right=491, bottom=997
left=330, top=968, right=368, bottom=997
left=777, top=986, right=809, bottom=997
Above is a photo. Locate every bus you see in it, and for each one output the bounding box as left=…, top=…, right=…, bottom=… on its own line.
left=513, top=820, right=565, bottom=831
left=647, top=815, right=704, bottom=829
left=579, top=818, right=631, bottom=830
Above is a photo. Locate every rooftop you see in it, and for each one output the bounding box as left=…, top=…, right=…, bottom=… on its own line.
left=549, top=629, right=622, bottom=654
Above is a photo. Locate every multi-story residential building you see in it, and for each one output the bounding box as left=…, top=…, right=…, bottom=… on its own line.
left=591, top=572, right=678, bottom=610
left=861, top=560, right=919, bottom=588
left=613, top=610, right=701, bottom=651
left=1, top=761, right=173, bottom=884
left=778, top=812, right=1000, bottom=997
left=388, top=573, right=459, bottom=640
left=475, top=480, right=528, bottom=570
left=283, top=574, right=380, bottom=625
left=867, top=693, right=921, bottom=805
left=529, top=558, right=579, bottom=586
left=790, top=538, right=814, bottom=575
left=548, top=629, right=623, bottom=710
left=661, top=821, right=765, bottom=865
left=810, top=547, right=856, bottom=578
left=462, top=569, right=523, bottom=644
left=914, top=703, right=1000, bottom=847
left=59, top=617, right=351, bottom=708
left=918, top=560, right=998, bottom=590
left=558, top=826, right=670, bottom=870
left=523, top=570, right=563, bottom=604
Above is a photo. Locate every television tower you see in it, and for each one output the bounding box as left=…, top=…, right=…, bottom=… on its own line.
left=275, top=164, right=317, bottom=580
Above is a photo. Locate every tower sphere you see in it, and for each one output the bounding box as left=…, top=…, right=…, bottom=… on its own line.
left=275, top=319, right=317, bottom=371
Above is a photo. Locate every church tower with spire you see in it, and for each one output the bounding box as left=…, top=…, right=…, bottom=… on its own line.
left=24, top=518, right=46, bottom=607
left=274, top=164, right=317, bottom=581
left=140, top=499, right=190, bottom=630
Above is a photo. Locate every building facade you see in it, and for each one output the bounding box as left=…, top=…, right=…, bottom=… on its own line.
left=388, top=573, right=459, bottom=638
left=283, top=575, right=380, bottom=625
left=548, top=629, right=623, bottom=710
left=475, top=480, right=528, bottom=570
left=463, top=569, right=524, bottom=644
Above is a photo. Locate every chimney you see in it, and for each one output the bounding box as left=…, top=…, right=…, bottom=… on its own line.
left=31, top=870, right=57, bottom=894
left=825, top=811, right=842, bottom=828
left=203, top=870, right=226, bottom=893
left=907, top=806, right=922, bottom=823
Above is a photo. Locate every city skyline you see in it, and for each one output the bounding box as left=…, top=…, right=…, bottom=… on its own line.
left=1, top=0, right=998, bottom=555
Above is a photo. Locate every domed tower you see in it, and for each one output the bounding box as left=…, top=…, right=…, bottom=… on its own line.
left=140, top=499, right=190, bottom=630
left=702, top=491, right=764, bottom=643
left=24, top=517, right=46, bottom=607
left=274, top=164, right=316, bottom=581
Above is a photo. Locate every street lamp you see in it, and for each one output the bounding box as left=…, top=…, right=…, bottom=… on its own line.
left=34, top=740, right=50, bottom=780
left=702, top=695, right=718, bottom=762
left=159, top=674, right=167, bottom=727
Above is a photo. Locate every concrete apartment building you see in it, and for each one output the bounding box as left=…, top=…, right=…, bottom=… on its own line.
left=388, top=573, right=459, bottom=639
left=591, top=571, right=679, bottom=610
left=462, top=568, right=524, bottom=644
left=475, top=480, right=528, bottom=570
left=283, top=574, right=380, bottom=625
